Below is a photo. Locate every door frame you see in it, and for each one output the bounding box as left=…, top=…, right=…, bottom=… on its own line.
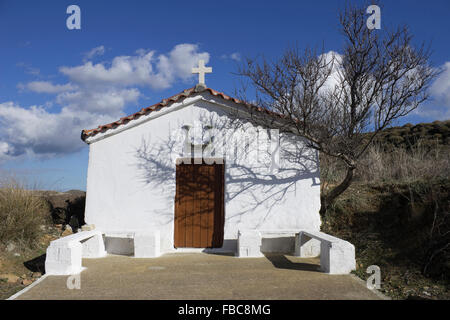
left=174, top=158, right=225, bottom=248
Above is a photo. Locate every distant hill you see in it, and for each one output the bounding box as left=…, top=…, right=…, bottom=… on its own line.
left=373, top=120, right=450, bottom=149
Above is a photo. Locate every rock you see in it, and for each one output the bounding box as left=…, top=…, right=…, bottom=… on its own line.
left=0, top=274, right=20, bottom=283
left=69, top=215, right=79, bottom=231
left=13, top=253, right=20, bottom=257
left=21, top=279, right=33, bottom=286
left=51, top=207, right=69, bottom=225
left=61, top=230, right=72, bottom=237
left=20, top=274, right=27, bottom=279
left=61, top=225, right=73, bottom=237
left=81, top=224, right=95, bottom=231
left=6, top=243, right=16, bottom=252
left=46, top=191, right=86, bottom=226
left=32, top=272, right=42, bottom=278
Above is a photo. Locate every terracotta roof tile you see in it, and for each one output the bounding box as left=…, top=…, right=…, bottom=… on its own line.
left=81, top=87, right=283, bottom=141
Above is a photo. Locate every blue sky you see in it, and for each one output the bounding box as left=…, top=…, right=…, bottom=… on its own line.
left=0, top=0, right=449, bottom=191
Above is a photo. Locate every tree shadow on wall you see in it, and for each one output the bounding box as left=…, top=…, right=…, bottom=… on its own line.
left=132, top=110, right=320, bottom=229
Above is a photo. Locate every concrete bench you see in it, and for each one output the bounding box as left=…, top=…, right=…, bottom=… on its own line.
left=237, top=229, right=305, bottom=258
left=103, top=231, right=161, bottom=258
left=103, top=232, right=135, bottom=255
left=45, top=230, right=107, bottom=275
left=134, top=231, right=161, bottom=258
left=237, top=229, right=356, bottom=274
left=236, top=230, right=265, bottom=258
left=295, top=230, right=356, bottom=274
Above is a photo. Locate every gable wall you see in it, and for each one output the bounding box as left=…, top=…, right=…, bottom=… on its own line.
left=84, top=96, right=321, bottom=253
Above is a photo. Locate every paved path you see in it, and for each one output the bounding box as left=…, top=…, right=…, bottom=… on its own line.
left=14, top=253, right=383, bottom=300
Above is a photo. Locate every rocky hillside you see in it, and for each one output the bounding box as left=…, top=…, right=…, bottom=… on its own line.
left=39, top=189, right=86, bottom=230
left=322, top=179, right=449, bottom=300
left=373, top=120, right=450, bottom=149
left=0, top=189, right=85, bottom=300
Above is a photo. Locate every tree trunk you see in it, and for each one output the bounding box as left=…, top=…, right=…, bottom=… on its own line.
left=319, top=166, right=355, bottom=217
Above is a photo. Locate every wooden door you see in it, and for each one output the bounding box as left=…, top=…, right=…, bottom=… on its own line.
left=174, top=161, right=224, bottom=248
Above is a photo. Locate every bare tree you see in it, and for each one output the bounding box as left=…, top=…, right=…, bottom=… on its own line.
left=237, top=2, right=439, bottom=216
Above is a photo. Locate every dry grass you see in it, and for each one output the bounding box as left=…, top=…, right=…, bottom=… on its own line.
left=321, top=140, right=450, bottom=186
left=356, top=141, right=450, bottom=183
left=322, top=180, right=450, bottom=299
left=320, top=139, right=450, bottom=299
left=0, top=178, right=50, bottom=248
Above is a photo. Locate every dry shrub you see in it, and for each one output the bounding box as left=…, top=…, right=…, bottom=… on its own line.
left=356, top=141, right=450, bottom=183
left=321, top=140, right=449, bottom=186
left=319, top=153, right=347, bottom=187
left=0, top=178, right=50, bottom=248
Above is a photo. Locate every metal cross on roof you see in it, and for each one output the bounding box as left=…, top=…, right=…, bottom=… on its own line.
left=192, top=60, right=212, bottom=85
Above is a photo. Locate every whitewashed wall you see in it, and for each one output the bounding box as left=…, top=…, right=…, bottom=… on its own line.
left=84, top=92, right=321, bottom=254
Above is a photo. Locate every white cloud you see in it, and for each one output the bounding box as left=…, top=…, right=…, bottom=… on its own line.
left=16, top=62, right=40, bottom=76
left=318, top=52, right=448, bottom=121
left=60, top=43, right=209, bottom=90
left=220, top=52, right=241, bottom=61
left=0, top=141, right=13, bottom=161
left=21, top=81, right=77, bottom=94
left=414, top=105, right=450, bottom=120
left=159, top=43, right=210, bottom=83
left=413, top=62, right=450, bottom=120
left=319, top=51, right=343, bottom=93
left=0, top=102, right=121, bottom=160
left=230, top=53, right=241, bottom=61
left=1, top=43, right=210, bottom=160
left=56, top=88, right=140, bottom=114
left=430, top=62, right=450, bottom=107
left=83, top=45, right=105, bottom=61
left=0, top=86, right=138, bottom=159
left=60, top=52, right=155, bottom=87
